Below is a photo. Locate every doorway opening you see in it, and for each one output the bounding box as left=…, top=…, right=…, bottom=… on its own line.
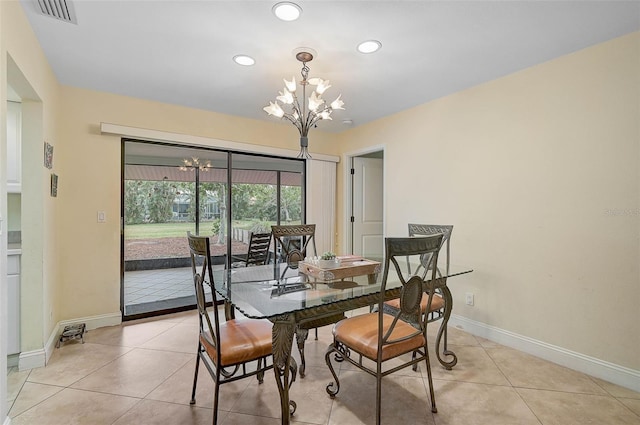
left=346, top=149, right=384, bottom=262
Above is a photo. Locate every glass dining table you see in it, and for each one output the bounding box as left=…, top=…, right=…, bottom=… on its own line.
left=213, top=260, right=473, bottom=425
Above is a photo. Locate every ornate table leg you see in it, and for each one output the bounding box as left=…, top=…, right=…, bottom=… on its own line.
left=272, top=314, right=298, bottom=425
left=295, top=327, right=309, bottom=378
left=435, top=285, right=458, bottom=369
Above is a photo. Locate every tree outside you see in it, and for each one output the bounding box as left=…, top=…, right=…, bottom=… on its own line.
left=124, top=178, right=302, bottom=261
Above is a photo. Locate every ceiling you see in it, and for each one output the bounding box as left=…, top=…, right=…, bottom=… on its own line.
left=18, top=1, right=640, bottom=133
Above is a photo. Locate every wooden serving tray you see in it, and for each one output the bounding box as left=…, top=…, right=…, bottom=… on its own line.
left=299, top=257, right=381, bottom=282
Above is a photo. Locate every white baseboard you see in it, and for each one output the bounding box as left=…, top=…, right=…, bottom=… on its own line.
left=3, top=415, right=12, bottom=425
left=18, top=348, right=45, bottom=371
left=58, top=312, right=122, bottom=331
left=449, top=314, right=640, bottom=393
left=19, top=312, right=122, bottom=371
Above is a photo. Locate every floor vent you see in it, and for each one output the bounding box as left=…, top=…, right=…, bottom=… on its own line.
left=36, top=0, right=77, bottom=24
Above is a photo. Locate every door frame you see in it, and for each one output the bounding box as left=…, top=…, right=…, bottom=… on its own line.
left=342, top=145, right=386, bottom=256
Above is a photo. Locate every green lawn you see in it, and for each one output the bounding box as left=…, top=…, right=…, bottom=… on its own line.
left=124, top=222, right=198, bottom=239
left=124, top=220, right=282, bottom=239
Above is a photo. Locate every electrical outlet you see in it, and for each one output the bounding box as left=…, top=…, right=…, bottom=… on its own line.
left=465, top=292, right=474, bottom=306
left=97, top=211, right=106, bottom=223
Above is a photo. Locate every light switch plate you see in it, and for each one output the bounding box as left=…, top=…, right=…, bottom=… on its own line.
left=97, top=211, right=106, bottom=223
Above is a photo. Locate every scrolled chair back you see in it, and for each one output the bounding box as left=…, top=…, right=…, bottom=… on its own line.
left=187, top=232, right=221, bottom=361
left=379, top=234, right=444, bottom=340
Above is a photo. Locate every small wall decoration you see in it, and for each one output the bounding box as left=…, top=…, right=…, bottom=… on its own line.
left=51, top=173, right=58, bottom=197
left=44, top=142, right=54, bottom=169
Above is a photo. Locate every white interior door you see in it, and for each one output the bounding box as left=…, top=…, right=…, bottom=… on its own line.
left=352, top=156, right=383, bottom=260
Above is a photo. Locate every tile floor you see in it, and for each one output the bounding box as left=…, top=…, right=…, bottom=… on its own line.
left=124, top=267, right=217, bottom=316
left=124, top=267, right=198, bottom=306
left=7, top=308, right=640, bottom=425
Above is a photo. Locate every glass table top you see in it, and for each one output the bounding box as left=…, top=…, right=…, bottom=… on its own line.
left=212, top=261, right=473, bottom=320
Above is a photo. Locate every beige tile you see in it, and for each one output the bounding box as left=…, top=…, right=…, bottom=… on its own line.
left=9, top=382, right=64, bottom=418
left=618, top=398, right=640, bottom=417
left=229, top=367, right=283, bottom=420
left=517, top=387, right=640, bottom=425
left=71, top=348, right=192, bottom=398
left=425, top=345, right=511, bottom=386
left=83, top=320, right=178, bottom=347
left=286, top=366, right=335, bottom=424
left=130, top=309, right=198, bottom=326
left=7, top=367, right=31, bottom=402
left=228, top=363, right=332, bottom=422
left=27, top=342, right=132, bottom=387
left=328, top=369, right=436, bottom=425
left=221, top=412, right=283, bottom=425
left=292, top=325, right=336, bottom=374
left=432, top=380, right=541, bottom=425
left=10, top=387, right=139, bottom=425
left=473, top=335, right=504, bottom=348
left=178, top=309, right=210, bottom=326
left=146, top=358, right=250, bottom=410
left=486, top=347, right=608, bottom=394
left=591, top=377, right=640, bottom=399
left=140, top=322, right=200, bottom=353
left=112, top=398, right=213, bottom=425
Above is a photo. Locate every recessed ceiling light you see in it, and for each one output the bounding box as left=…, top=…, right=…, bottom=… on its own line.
left=233, top=55, right=255, bottom=66
left=273, top=2, right=302, bottom=21
left=357, top=40, right=382, bottom=54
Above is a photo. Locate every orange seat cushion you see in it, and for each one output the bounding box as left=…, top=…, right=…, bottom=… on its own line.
left=384, top=293, right=444, bottom=313
left=201, top=319, right=273, bottom=367
left=333, top=313, right=425, bottom=361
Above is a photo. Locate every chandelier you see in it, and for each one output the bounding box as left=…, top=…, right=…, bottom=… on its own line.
left=263, top=50, right=345, bottom=158
left=178, top=157, right=212, bottom=172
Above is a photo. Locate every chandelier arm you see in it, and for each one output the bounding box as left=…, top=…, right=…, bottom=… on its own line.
left=308, top=114, right=323, bottom=129
left=282, top=113, right=303, bottom=133
left=306, top=111, right=321, bottom=135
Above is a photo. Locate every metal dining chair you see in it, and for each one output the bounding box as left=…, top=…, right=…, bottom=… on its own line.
left=271, top=224, right=344, bottom=378
left=383, top=224, right=454, bottom=367
left=187, top=232, right=274, bottom=425
left=230, top=231, right=272, bottom=267
left=271, top=224, right=317, bottom=278
left=325, top=235, right=444, bottom=424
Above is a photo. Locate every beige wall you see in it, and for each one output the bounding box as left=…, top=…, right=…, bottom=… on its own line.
left=3, top=0, right=61, bottom=355
left=336, top=32, right=640, bottom=370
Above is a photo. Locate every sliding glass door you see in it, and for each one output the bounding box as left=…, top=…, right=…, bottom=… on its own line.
left=121, top=141, right=304, bottom=319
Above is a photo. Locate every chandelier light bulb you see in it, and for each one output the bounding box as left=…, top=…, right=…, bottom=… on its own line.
left=284, top=77, right=297, bottom=92
left=330, top=95, right=344, bottom=110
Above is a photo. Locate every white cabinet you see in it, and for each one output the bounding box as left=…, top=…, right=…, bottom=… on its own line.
left=7, top=101, right=22, bottom=193
left=8, top=253, right=21, bottom=355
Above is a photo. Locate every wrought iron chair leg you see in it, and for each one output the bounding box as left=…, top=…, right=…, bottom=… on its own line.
left=412, top=350, right=419, bottom=371
left=212, top=372, right=221, bottom=425
left=424, top=346, right=437, bottom=413
left=376, top=373, right=383, bottom=425
left=190, top=347, right=201, bottom=405
left=256, top=357, right=265, bottom=384
left=324, top=343, right=341, bottom=398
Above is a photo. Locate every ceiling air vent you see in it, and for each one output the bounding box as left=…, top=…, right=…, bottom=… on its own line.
left=36, top=0, right=77, bottom=24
